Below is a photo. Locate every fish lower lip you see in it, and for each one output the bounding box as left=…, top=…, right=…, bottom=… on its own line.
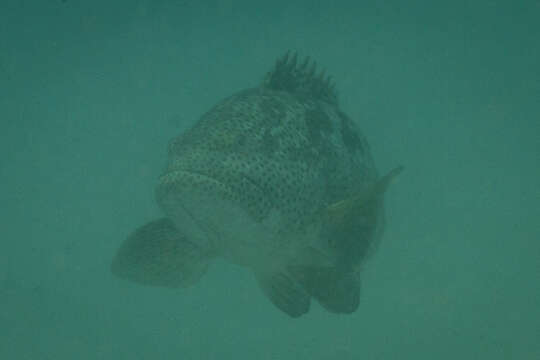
left=156, top=168, right=272, bottom=250
left=157, top=167, right=271, bottom=223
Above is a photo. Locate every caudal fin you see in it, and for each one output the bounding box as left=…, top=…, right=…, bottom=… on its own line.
left=111, top=218, right=211, bottom=288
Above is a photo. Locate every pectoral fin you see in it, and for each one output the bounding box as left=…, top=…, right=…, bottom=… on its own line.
left=325, top=166, right=404, bottom=226
left=323, top=166, right=403, bottom=266
left=111, top=218, right=211, bottom=288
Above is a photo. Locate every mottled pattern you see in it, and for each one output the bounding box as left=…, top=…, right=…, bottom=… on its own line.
left=111, top=53, right=392, bottom=318
left=156, top=53, right=379, bottom=264
left=161, top=89, right=375, bottom=226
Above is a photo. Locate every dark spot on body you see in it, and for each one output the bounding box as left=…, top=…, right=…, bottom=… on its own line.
left=339, top=112, right=363, bottom=154
left=262, top=128, right=278, bottom=155
left=259, top=96, right=286, bottom=127
left=305, top=108, right=332, bottom=148
left=238, top=134, right=246, bottom=145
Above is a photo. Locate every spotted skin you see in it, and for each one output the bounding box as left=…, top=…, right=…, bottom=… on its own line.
left=160, top=87, right=377, bottom=234
left=113, top=53, right=395, bottom=317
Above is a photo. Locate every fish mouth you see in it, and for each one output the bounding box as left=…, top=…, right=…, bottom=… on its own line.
left=155, top=168, right=271, bottom=247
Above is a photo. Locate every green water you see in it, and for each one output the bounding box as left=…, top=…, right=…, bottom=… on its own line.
left=1, top=1, right=538, bottom=359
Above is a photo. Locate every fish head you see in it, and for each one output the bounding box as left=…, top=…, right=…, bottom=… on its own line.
left=155, top=90, right=317, bottom=261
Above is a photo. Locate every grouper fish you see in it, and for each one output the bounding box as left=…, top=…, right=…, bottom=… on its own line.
left=111, top=52, right=402, bottom=317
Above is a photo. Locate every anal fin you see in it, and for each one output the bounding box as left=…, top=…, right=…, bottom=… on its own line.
left=111, top=218, right=211, bottom=288
left=289, top=265, right=361, bottom=314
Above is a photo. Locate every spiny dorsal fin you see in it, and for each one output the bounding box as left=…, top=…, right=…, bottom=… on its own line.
left=262, top=51, right=338, bottom=105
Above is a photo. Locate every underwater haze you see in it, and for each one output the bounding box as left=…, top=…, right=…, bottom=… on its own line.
left=1, top=0, right=539, bottom=359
